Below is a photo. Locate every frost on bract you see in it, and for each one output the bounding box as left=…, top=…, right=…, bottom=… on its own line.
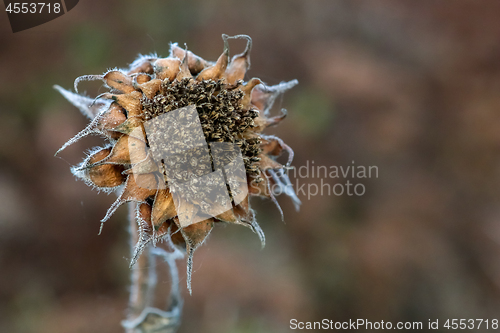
left=56, top=35, right=300, bottom=298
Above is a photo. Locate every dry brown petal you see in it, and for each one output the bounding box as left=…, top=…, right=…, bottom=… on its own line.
left=101, top=174, right=158, bottom=226
left=128, top=60, right=155, bottom=75
left=103, top=71, right=135, bottom=93
left=258, top=154, right=282, bottom=170
left=170, top=44, right=210, bottom=75
left=167, top=218, right=185, bottom=246
left=260, top=137, right=284, bottom=156
left=123, top=153, right=158, bottom=175
left=196, top=48, right=229, bottom=81
left=154, top=58, right=181, bottom=81
left=178, top=217, right=214, bottom=293
left=138, top=79, right=162, bottom=99
left=253, top=110, right=287, bottom=133
left=89, top=163, right=126, bottom=188
left=123, top=173, right=158, bottom=198
left=85, top=146, right=126, bottom=188
left=223, top=37, right=251, bottom=85
left=152, top=189, right=177, bottom=230
left=233, top=195, right=250, bottom=219
left=94, top=135, right=147, bottom=166
left=100, top=91, right=143, bottom=118
left=240, top=78, right=262, bottom=109
left=88, top=146, right=111, bottom=163
left=97, top=103, right=127, bottom=134
left=180, top=218, right=214, bottom=248
left=175, top=200, right=199, bottom=228
left=134, top=73, right=151, bottom=85
left=176, top=52, right=193, bottom=80
left=112, top=118, right=146, bottom=141
left=215, top=208, right=239, bottom=223
left=224, top=56, right=249, bottom=85
left=115, top=91, right=143, bottom=117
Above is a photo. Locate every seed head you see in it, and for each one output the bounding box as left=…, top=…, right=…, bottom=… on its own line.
left=55, top=34, right=301, bottom=293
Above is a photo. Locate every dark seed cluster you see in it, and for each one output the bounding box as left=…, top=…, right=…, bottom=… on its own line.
left=142, top=78, right=262, bottom=177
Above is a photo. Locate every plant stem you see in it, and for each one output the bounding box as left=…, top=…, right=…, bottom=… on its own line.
left=122, top=202, right=183, bottom=333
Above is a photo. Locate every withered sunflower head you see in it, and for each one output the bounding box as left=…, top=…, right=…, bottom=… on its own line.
left=55, top=34, right=301, bottom=293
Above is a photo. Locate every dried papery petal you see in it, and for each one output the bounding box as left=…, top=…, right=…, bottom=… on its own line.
left=54, top=85, right=111, bottom=120
left=176, top=48, right=193, bottom=81
left=258, top=154, right=282, bottom=170
left=136, top=204, right=182, bottom=252
left=97, top=104, right=128, bottom=139
left=239, top=78, right=262, bottom=109
left=73, top=70, right=135, bottom=94
left=128, top=61, right=155, bottom=75
left=251, top=80, right=298, bottom=115
left=223, top=34, right=252, bottom=85
left=89, top=147, right=112, bottom=163
left=168, top=218, right=186, bottom=247
left=73, top=147, right=124, bottom=189
left=90, top=135, right=132, bottom=166
left=133, top=73, right=152, bottom=85
left=196, top=39, right=229, bottom=81
left=260, top=137, right=284, bottom=156
left=131, top=217, right=185, bottom=267
left=152, top=189, right=177, bottom=231
left=170, top=43, right=210, bottom=75
left=215, top=208, right=239, bottom=223
left=233, top=195, right=250, bottom=219
left=177, top=218, right=214, bottom=294
left=128, top=54, right=157, bottom=75
left=89, top=163, right=126, bottom=188
left=57, top=103, right=129, bottom=155
left=101, top=70, right=135, bottom=93
left=180, top=219, right=214, bottom=249
left=110, top=91, right=143, bottom=117
left=138, top=79, right=162, bottom=99
left=215, top=205, right=262, bottom=243
left=175, top=200, right=199, bottom=228
left=100, top=173, right=159, bottom=233
left=112, top=117, right=145, bottom=140
left=123, top=153, right=158, bottom=175
left=154, top=58, right=181, bottom=81
left=254, top=109, right=287, bottom=132
left=261, top=134, right=294, bottom=167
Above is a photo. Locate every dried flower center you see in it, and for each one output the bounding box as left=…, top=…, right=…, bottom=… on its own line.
left=141, top=78, right=262, bottom=178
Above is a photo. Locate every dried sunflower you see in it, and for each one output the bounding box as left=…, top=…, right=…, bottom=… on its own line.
left=55, top=34, right=300, bottom=292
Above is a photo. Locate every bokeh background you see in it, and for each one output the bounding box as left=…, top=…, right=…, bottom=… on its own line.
left=2, top=1, right=500, bottom=332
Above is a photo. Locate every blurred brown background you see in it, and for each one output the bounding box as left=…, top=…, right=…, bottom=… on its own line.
left=2, top=0, right=500, bottom=332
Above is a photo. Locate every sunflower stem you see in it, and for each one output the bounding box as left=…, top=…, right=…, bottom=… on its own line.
left=122, top=202, right=183, bottom=333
